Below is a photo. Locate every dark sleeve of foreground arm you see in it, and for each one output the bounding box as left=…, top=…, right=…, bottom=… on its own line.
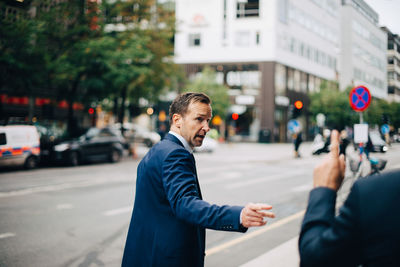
left=162, top=149, right=246, bottom=232
left=299, top=186, right=361, bottom=267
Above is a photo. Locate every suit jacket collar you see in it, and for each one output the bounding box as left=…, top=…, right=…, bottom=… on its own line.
left=167, top=131, right=193, bottom=153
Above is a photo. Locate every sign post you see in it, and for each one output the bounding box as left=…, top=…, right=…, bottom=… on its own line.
left=349, top=85, right=371, bottom=158
left=349, top=85, right=371, bottom=123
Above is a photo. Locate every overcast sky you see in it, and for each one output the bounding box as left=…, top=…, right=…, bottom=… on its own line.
left=363, top=0, right=400, bottom=34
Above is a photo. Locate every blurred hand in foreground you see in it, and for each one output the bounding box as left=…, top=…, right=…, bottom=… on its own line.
left=313, top=129, right=346, bottom=191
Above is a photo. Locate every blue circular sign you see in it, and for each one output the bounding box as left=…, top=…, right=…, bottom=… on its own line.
left=288, top=119, right=301, bottom=133
left=349, top=86, right=371, bottom=112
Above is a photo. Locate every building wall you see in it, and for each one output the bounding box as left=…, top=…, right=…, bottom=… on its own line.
left=340, top=0, right=387, bottom=99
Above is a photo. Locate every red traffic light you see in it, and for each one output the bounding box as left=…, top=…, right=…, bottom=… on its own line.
left=88, top=107, right=95, bottom=114
left=232, top=113, right=239, bottom=120
left=294, top=101, right=303, bottom=110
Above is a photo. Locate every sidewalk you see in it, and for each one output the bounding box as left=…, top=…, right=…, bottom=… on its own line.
left=240, top=237, right=299, bottom=267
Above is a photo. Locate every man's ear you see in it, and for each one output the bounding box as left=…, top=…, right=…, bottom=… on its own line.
left=172, top=113, right=182, bottom=128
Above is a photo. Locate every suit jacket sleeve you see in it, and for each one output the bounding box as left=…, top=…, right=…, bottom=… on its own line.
left=162, top=148, right=246, bottom=232
left=299, top=186, right=362, bottom=267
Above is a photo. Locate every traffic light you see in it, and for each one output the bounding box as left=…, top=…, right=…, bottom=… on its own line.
left=293, top=101, right=303, bottom=118
left=232, top=113, right=239, bottom=120
left=88, top=107, right=95, bottom=115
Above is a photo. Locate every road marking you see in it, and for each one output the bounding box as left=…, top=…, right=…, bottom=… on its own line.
left=205, top=210, right=305, bottom=257
left=226, top=170, right=308, bottom=189
left=102, top=206, right=132, bottom=216
left=56, top=204, right=73, bottom=210
left=0, top=232, right=16, bottom=239
left=290, top=184, right=312, bottom=192
left=0, top=177, right=132, bottom=198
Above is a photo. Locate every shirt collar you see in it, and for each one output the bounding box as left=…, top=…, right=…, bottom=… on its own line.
left=169, top=131, right=193, bottom=153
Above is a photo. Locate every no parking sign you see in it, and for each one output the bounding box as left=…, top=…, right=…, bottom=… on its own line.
left=349, top=86, right=371, bottom=112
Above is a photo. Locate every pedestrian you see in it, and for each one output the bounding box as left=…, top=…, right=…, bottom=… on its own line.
left=293, top=131, right=302, bottom=158
left=299, top=130, right=400, bottom=266
left=122, top=92, right=275, bottom=267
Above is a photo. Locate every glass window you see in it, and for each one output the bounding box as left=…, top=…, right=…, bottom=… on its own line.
left=293, top=70, right=301, bottom=92
left=236, top=0, right=259, bottom=18
left=275, top=64, right=286, bottom=96
left=287, top=68, right=294, bottom=91
left=189, top=33, right=201, bottom=47
left=0, top=133, right=6, bottom=145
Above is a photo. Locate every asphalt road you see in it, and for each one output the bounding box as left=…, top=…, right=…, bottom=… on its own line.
left=1, top=142, right=399, bottom=267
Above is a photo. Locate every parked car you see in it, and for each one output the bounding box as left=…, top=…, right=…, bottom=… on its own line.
left=51, top=127, right=126, bottom=166
left=113, top=123, right=161, bottom=147
left=0, top=125, right=40, bottom=169
left=369, top=131, right=388, bottom=153
left=34, top=123, right=68, bottom=164
left=194, top=136, right=218, bottom=153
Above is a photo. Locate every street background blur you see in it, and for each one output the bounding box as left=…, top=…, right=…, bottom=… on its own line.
left=1, top=0, right=400, bottom=266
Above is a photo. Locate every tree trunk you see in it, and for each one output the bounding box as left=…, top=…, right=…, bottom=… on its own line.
left=118, top=87, right=127, bottom=124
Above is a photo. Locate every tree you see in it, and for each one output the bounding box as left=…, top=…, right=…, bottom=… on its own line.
left=309, top=86, right=358, bottom=129
left=183, top=67, right=230, bottom=119
left=101, top=0, right=183, bottom=122
left=0, top=6, right=46, bottom=121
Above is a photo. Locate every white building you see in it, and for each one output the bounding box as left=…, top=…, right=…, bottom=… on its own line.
left=339, top=0, right=387, bottom=99
left=174, top=0, right=387, bottom=142
left=382, top=27, right=400, bottom=103
left=175, top=0, right=341, bottom=142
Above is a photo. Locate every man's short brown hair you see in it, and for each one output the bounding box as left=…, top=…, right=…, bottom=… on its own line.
left=169, top=92, right=211, bottom=124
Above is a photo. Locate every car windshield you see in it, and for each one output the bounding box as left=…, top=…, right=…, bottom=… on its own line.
left=84, top=128, right=100, bottom=139
left=370, top=132, right=382, bottom=143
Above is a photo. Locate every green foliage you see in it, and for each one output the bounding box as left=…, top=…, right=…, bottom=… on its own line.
left=1, top=0, right=182, bottom=129
left=184, top=67, right=230, bottom=118
left=310, top=87, right=358, bottom=129
left=310, top=85, right=400, bottom=130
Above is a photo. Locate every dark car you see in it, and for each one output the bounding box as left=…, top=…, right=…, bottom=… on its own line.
left=51, top=127, right=126, bottom=166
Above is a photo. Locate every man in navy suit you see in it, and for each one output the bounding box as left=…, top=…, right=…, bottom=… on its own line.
left=299, top=130, right=400, bottom=266
left=122, top=92, right=275, bottom=267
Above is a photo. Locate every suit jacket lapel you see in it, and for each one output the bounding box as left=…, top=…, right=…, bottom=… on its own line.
left=190, top=154, right=203, bottom=200
left=165, top=134, right=203, bottom=199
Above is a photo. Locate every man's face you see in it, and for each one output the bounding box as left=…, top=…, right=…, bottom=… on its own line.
left=177, top=101, right=212, bottom=148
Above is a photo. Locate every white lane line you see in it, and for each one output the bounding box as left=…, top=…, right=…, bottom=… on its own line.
left=102, top=206, right=132, bottom=216
left=290, top=184, right=312, bottom=192
left=202, top=171, right=243, bottom=185
left=0, top=232, right=16, bottom=239
left=56, top=204, right=73, bottom=210
left=226, top=170, right=309, bottom=189
left=0, top=177, right=132, bottom=198
left=205, top=210, right=305, bottom=257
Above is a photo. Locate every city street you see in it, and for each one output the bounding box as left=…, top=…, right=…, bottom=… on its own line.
left=1, top=142, right=399, bottom=267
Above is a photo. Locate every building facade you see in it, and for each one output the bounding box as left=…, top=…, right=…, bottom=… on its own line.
left=339, top=0, right=387, bottom=99
left=174, top=0, right=341, bottom=142
left=382, top=27, right=400, bottom=103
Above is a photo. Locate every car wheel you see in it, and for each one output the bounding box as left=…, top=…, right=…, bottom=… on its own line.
left=24, top=156, right=38, bottom=170
left=69, top=151, right=79, bottom=166
left=109, top=149, right=121, bottom=163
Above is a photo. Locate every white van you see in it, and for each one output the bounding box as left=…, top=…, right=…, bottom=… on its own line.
left=0, top=125, right=40, bottom=169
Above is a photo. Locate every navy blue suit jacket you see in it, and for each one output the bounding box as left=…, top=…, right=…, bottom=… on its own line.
left=299, top=169, right=400, bottom=267
left=122, top=134, right=246, bottom=267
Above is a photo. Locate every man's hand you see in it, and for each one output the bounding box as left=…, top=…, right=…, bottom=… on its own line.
left=313, top=130, right=346, bottom=191
left=240, top=203, right=275, bottom=228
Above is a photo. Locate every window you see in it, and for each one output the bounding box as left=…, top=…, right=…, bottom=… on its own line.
left=189, top=33, right=201, bottom=47
left=0, top=133, right=6, bottom=145
left=236, top=0, right=259, bottom=18
left=256, top=31, right=260, bottom=45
